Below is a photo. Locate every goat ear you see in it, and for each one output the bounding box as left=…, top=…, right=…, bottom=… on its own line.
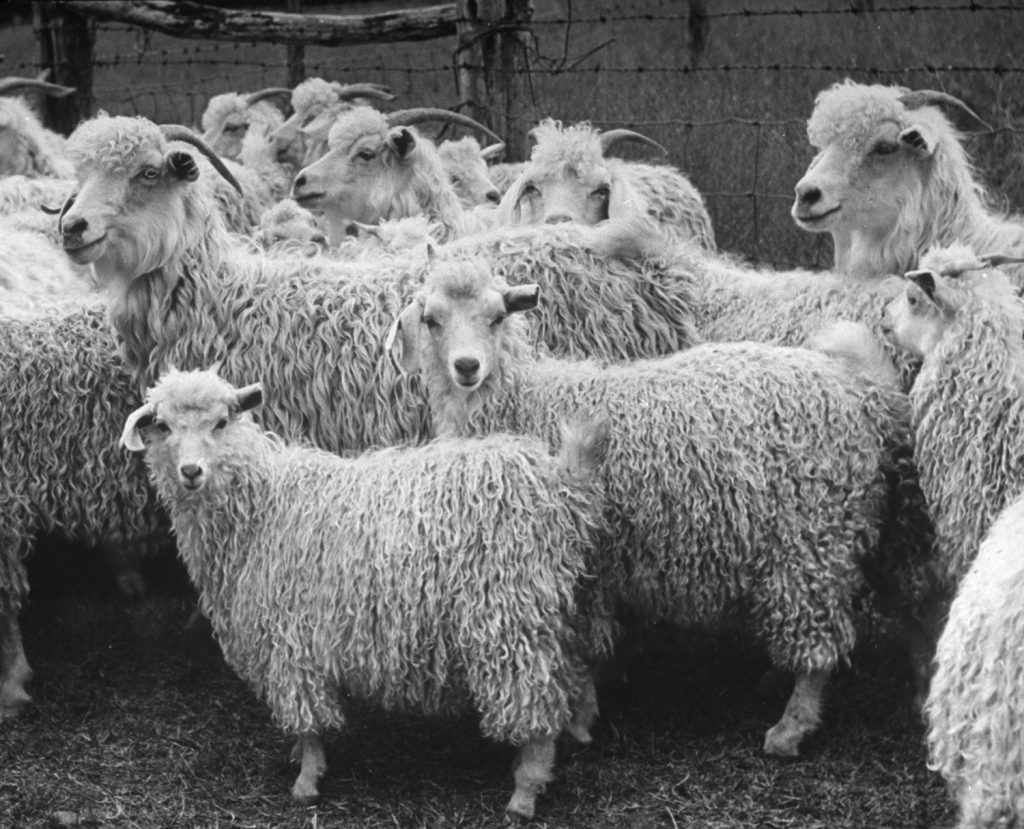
left=234, top=383, right=263, bottom=414
left=606, top=172, right=641, bottom=221
left=121, top=404, right=156, bottom=452
left=898, top=124, right=938, bottom=158
left=905, top=269, right=939, bottom=303
left=385, top=298, right=424, bottom=375
left=504, top=284, right=540, bottom=314
left=167, top=151, right=200, bottom=182
left=390, top=127, right=417, bottom=160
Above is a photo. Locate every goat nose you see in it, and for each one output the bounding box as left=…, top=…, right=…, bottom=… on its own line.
left=796, top=184, right=822, bottom=206
left=544, top=213, right=572, bottom=225
left=485, top=189, right=501, bottom=204
left=294, top=174, right=307, bottom=190
left=311, top=233, right=327, bottom=246
left=180, top=463, right=203, bottom=482
left=454, top=357, right=480, bottom=376
left=62, top=216, right=88, bottom=235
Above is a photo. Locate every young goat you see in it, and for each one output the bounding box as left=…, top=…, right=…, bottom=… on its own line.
left=122, top=366, right=612, bottom=820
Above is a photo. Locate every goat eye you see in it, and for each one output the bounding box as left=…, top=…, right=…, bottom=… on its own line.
left=356, top=149, right=375, bottom=161
left=491, top=313, right=506, bottom=327
left=154, top=421, right=171, bottom=434
left=423, top=315, right=440, bottom=331
left=521, top=182, right=539, bottom=196
left=214, top=418, right=228, bottom=431
left=138, top=166, right=161, bottom=182
left=871, top=141, right=898, bottom=156
left=907, top=294, right=918, bottom=307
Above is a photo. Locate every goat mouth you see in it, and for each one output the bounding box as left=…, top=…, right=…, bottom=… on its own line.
left=62, top=233, right=108, bottom=263
left=456, top=376, right=481, bottom=390
left=180, top=479, right=204, bottom=492
left=294, top=191, right=326, bottom=207
left=793, top=205, right=841, bottom=226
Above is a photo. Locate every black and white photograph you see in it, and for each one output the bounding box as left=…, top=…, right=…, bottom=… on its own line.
left=1, top=1, right=1022, bottom=826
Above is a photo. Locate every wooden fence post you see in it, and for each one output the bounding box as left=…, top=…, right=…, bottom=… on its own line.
left=33, top=1, right=94, bottom=135
left=456, top=0, right=532, bottom=160
left=286, top=0, right=305, bottom=87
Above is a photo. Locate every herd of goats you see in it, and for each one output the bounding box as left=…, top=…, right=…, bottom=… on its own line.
left=2, top=71, right=1024, bottom=826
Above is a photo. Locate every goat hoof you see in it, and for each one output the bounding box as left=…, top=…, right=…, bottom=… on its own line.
left=291, top=780, right=320, bottom=806
left=763, top=724, right=801, bottom=757
left=505, top=791, right=536, bottom=822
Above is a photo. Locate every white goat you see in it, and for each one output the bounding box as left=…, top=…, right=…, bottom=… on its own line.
left=793, top=80, right=1024, bottom=280
left=122, top=366, right=611, bottom=819
left=437, top=135, right=504, bottom=208
left=0, top=76, right=77, bottom=179
left=500, top=118, right=717, bottom=250
left=291, top=106, right=501, bottom=245
left=270, top=78, right=395, bottom=170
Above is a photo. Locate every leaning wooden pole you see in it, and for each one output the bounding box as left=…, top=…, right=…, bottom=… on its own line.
left=456, top=0, right=532, bottom=160
left=32, top=2, right=95, bottom=134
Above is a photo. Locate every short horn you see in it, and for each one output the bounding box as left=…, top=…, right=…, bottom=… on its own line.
left=979, top=253, right=1024, bottom=268
left=0, top=77, right=76, bottom=98
left=599, top=128, right=668, bottom=157
left=386, top=108, right=501, bottom=145
left=160, top=125, right=244, bottom=196
left=245, top=87, right=293, bottom=107
left=480, top=142, right=506, bottom=161
left=898, top=90, right=992, bottom=133
left=333, top=82, right=396, bottom=102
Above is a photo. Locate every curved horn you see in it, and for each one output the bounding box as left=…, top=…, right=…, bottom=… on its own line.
left=386, top=108, right=501, bottom=145
left=0, top=77, right=76, bottom=98
left=159, top=125, right=244, bottom=196
left=334, top=83, right=396, bottom=102
left=480, top=142, right=506, bottom=161
left=599, top=128, right=668, bottom=157
left=245, top=87, right=293, bottom=107
left=898, top=90, right=992, bottom=133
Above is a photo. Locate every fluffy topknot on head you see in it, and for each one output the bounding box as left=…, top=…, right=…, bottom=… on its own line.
left=918, top=242, right=986, bottom=277
left=145, top=366, right=240, bottom=418
left=529, top=119, right=606, bottom=174
left=807, top=79, right=957, bottom=154
left=66, top=113, right=166, bottom=175
left=291, top=77, right=337, bottom=114
left=327, top=106, right=391, bottom=152
left=201, top=92, right=248, bottom=133
left=425, top=254, right=505, bottom=300
left=260, top=197, right=314, bottom=227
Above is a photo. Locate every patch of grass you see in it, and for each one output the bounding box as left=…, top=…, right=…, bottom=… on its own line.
left=1, top=593, right=957, bottom=828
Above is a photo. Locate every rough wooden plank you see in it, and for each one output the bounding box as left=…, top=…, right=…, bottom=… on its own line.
left=56, top=1, right=458, bottom=46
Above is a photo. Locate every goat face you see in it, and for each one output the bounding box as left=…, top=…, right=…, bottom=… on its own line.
left=292, top=124, right=416, bottom=224
left=881, top=269, right=955, bottom=359
left=203, top=115, right=249, bottom=162
left=61, top=146, right=199, bottom=275
left=507, top=163, right=615, bottom=226
left=791, top=110, right=951, bottom=273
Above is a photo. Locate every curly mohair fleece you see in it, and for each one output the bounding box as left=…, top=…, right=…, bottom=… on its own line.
left=134, top=368, right=613, bottom=744
left=0, top=97, right=73, bottom=179
left=807, top=80, right=1024, bottom=281
left=0, top=306, right=168, bottom=714
left=399, top=259, right=921, bottom=684
left=893, top=248, right=1024, bottom=592
left=926, top=490, right=1024, bottom=829
left=65, top=114, right=433, bottom=453
left=64, top=116, right=703, bottom=453
left=504, top=118, right=716, bottom=251
left=441, top=219, right=701, bottom=361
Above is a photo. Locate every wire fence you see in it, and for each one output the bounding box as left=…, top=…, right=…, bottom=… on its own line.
left=9, top=0, right=1024, bottom=268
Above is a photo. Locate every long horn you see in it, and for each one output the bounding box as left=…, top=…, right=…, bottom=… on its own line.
left=0, top=77, right=76, bottom=98
left=245, top=87, right=292, bottom=107
left=386, top=108, right=501, bottom=145
left=159, top=125, right=244, bottom=196
left=898, top=90, right=992, bottom=133
left=599, top=128, right=668, bottom=157
left=334, top=83, right=396, bottom=102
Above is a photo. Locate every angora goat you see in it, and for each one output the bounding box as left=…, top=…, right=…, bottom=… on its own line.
left=388, top=255, right=932, bottom=759
left=122, top=367, right=612, bottom=820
